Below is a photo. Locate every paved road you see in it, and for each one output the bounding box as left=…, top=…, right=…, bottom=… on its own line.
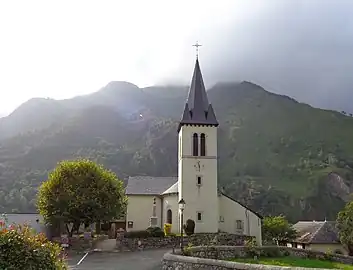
left=69, top=249, right=170, bottom=270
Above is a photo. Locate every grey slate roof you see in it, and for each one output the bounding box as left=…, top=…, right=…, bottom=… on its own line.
left=161, top=182, right=178, bottom=195
left=293, top=221, right=340, bottom=244
left=125, top=176, right=177, bottom=195
left=178, top=58, right=218, bottom=131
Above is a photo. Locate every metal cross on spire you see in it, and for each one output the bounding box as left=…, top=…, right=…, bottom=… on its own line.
left=192, top=41, right=202, bottom=59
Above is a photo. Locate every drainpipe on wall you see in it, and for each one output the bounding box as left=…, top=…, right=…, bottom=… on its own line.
left=161, top=197, right=164, bottom=228
left=245, top=209, right=250, bottom=235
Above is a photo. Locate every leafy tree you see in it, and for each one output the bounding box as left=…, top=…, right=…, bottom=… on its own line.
left=337, top=201, right=353, bottom=255
left=0, top=214, right=67, bottom=270
left=37, top=159, right=127, bottom=236
left=262, top=215, right=297, bottom=245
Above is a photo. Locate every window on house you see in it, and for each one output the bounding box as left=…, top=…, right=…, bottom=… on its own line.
left=197, top=176, right=202, bottom=186
left=127, top=221, right=133, bottom=229
left=200, top=133, right=206, bottom=156
left=192, top=133, right=199, bottom=156
left=219, top=216, right=224, bottom=223
left=197, top=212, right=203, bottom=222
left=167, top=209, right=172, bottom=224
left=236, top=220, right=243, bottom=230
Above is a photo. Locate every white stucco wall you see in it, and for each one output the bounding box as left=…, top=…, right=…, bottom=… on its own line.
left=126, top=195, right=162, bottom=231
left=178, top=125, right=219, bottom=233
left=218, top=195, right=262, bottom=245
left=162, top=194, right=179, bottom=233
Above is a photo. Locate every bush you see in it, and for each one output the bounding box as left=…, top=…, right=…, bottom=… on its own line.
left=124, top=230, right=150, bottom=238
left=261, top=247, right=281, bottom=258
left=183, top=219, right=195, bottom=236
left=124, top=227, right=165, bottom=238
left=164, top=223, right=172, bottom=235
left=146, top=227, right=165, bottom=237
left=0, top=220, right=67, bottom=270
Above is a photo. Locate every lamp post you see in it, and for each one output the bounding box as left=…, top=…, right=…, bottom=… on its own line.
left=178, top=198, right=186, bottom=251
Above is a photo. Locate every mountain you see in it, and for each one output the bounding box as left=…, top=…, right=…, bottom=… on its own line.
left=1, top=81, right=353, bottom=221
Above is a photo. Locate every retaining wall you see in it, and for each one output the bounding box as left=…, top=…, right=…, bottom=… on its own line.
left=119, top=233, right=251, bottom=251
left=162, top=245, right=353, bottom=270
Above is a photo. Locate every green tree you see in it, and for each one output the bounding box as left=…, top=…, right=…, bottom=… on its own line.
left=262, top=215, right=297, bottom=245
left=337, top=201, right=353, bottom=255
left=0, top=214, right=67, bottom=270
left=37, top=159, right=127, bottom=236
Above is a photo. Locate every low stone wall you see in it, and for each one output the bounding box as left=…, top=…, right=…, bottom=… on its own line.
left=119, top=233, right=250, bottom=251
left=162, top=246, right=353, bottom=269
left=52, top=234, right=108, bottom=251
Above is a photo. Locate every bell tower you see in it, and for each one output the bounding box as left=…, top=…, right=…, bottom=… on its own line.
left=177, top=52, right=219, bottom=233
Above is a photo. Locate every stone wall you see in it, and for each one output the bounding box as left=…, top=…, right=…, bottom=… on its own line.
left=52, top=234, right=108, bottom=251
left=119, top=233, right=250, bottom=251
left=162, top=246, right=353, bottom=270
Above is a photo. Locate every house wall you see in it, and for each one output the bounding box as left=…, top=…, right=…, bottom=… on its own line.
left=162, top=194, right=179, bottom=233
left=178, top=125, right=219, bottom=233
left=218, top=195, right=262, bottom=245
left=307, top=243, right=347, bottom=255
left=126, top=195, right=162, bottom=231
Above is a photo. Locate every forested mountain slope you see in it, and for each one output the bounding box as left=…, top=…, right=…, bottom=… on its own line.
left=1, top=81, right=353, bottom=221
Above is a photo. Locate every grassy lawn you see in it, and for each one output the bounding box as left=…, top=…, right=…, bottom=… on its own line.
left=230, top=256, right=353, bottom=269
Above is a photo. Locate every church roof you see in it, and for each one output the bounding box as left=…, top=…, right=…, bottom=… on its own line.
left=125, top=176, right=177, bottom=195
left=178, top=58, right=218, bottom=132
left=161, top=182, right=178, bottom=195
left=219, top=191, right=263, bottom=219
left=293, top=221, right=339, bottom=244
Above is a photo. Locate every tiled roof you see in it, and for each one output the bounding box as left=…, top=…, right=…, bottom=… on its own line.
left=293, top=221, right=339, bottom=244
left=125, top=176, right=177, bottom=195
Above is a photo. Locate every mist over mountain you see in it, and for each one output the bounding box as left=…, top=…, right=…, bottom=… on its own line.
left=160, top=0, right=353, bottom=114
left=1, top=80, right=353, bottom=222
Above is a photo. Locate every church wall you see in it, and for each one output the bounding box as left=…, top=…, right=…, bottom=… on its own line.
left=162, top=194, right=179, bottom=233
left=126, top=195, right=162, bottom=232
left=218, top=195, right=262, bottom=245
left=178, top=125, right=219, bottom=233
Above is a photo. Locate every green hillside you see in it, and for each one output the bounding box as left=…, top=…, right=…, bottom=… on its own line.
left=0, top=81, right=353, bottom=221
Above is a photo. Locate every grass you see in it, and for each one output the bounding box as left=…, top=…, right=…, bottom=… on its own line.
left=230, top=256, right=353, bottom=269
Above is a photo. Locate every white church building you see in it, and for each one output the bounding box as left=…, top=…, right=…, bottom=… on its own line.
left=125, top=57, right=262, bottom=244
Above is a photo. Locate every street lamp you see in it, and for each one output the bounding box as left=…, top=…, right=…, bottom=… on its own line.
left=178, top=198, right=186, bottom=251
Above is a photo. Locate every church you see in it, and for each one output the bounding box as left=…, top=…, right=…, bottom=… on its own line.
left=125, top=56, right=263, bottom=244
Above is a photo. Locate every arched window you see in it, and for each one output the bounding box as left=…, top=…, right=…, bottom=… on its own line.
left=200, top=133, right=206, bottom=156
left=167, top=209, right=172, bottom=224
left=192, top=133, right=198, bottom=156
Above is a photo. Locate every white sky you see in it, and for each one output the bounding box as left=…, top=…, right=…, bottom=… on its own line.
left=0, top=0, right=258, bottom=115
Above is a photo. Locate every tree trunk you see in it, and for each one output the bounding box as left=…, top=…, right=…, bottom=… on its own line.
left=96, top=221, right=101, bottom=234
left=348, top=245, right=353, bottom=256
left=66, top=223, right=75, bottom=237
left=73, top=221, right=80, bottom=234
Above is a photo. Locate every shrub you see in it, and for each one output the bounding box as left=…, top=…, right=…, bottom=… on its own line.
left=306, top=250, right=317, bottom=259
left=164, top=223, right=172, bottom=235
left=146, top=227, right=165, bottom=237
left=183, top=219, right=195, bottom=236
left=124, top=230, right=150, bottom=238
left=262, top=247, right=281, bottom=258
left=0, top=220, right=67, bottom=270
left=283, top=250, right=290, bottom=256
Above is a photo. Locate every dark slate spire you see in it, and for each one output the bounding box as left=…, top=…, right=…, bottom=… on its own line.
left=178, top=58, right=218, bottom=132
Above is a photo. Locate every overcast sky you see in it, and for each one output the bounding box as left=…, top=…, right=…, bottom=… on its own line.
left=1, top=0, right=353, bottom=115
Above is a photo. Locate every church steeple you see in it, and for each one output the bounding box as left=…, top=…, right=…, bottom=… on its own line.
left=178, top=58, right=218, bottom=132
